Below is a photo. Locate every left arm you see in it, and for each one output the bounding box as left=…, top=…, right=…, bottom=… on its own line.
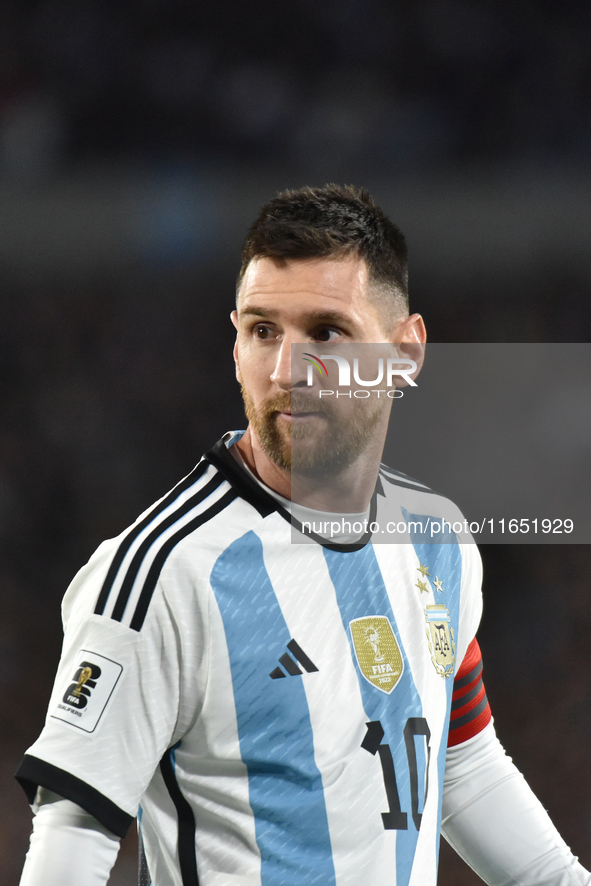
left=442, top=722, right=590, bottom=886
left=442, top=641, right=590, bottom=886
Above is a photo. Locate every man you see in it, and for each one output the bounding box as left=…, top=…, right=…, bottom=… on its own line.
left=16, top=185, right=589, bottom=885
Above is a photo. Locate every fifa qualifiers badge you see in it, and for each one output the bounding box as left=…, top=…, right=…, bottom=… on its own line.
left=51, top=650, right=124, bottom=734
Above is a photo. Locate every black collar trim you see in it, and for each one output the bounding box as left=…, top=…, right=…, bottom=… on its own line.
left=203, top=436, right=377, bottom=552
left=204, top=438, right=277, bottom=519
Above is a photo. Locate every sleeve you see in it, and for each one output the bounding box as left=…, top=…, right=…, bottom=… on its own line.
left=15, top=536, right=206, bottom=838
left=448, top=637, right=492, bottom=747
left=19, top=791, right=120, bottom=886
left=442, top=722, right=591, bottom=886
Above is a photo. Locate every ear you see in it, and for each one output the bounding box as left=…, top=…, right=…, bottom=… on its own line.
left=393, top=312, right=427, bottom=344
left=390, top=313, right=426, bottom=384
left=230, top=310, right=242, bottom=383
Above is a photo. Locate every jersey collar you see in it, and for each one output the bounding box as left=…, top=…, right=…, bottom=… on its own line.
left=204, top=433, right=378, bottom=553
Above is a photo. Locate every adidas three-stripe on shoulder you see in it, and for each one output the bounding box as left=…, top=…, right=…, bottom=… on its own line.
left=94, top=460, right=235, bottom=631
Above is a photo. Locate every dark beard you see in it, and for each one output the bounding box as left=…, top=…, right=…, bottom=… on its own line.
left=241, top=387, right=384, bottom=478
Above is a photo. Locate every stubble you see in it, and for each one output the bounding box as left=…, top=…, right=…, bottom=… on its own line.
left=241, top=386, right=386, bottom=478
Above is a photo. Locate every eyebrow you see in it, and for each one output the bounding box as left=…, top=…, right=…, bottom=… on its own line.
left=238, top=306, right=354, bottom=328
left=239, top=306, right=273, bottom=318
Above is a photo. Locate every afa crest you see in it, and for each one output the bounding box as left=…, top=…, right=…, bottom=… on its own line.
left=425, top=605, right=455, bottom=678
left=349, top=616, right=404, bottom=694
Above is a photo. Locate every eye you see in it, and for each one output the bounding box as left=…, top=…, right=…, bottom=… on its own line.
left=253, top=324, right=274, bottom=340
left=313, top=327, right=341, bottom=343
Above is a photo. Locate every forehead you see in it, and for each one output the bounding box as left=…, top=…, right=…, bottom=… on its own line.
left=237, top=256, right=371, bottom=315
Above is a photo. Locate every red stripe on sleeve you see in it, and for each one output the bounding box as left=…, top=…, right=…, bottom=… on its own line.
left=447, top=637, right=492, bottom=747
left=455, top=635, right=482, bottom=679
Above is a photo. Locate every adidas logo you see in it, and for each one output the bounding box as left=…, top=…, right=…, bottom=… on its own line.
left=270, top=639, right=319, bottom=679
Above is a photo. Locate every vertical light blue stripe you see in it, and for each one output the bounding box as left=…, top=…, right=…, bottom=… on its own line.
left=210, top=531, right=336, bottom=886
left=322, top=544, right=424, bottom=886
left=402, top=509, right=462, bottom=877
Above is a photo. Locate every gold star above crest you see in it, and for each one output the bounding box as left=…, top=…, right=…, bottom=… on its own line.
left=417, top=563, right=430, bottom=578
left=433, top=576, right=444, bottom=593
left=416, top=579, right=429, bottom=594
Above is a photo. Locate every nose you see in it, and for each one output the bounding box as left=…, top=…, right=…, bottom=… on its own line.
left=270, top=338, right=308, bottom=390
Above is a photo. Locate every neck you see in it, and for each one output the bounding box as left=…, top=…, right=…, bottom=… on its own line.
left=233, top=425, right=386, bottom=513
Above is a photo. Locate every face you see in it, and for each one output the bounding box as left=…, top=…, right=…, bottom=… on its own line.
left=232, top=256, right=421, bottom=477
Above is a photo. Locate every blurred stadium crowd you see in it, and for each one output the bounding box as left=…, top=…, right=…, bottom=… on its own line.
left=0, top=1, right=590, bottom=884
left=1, top=0, right=590, bottom=174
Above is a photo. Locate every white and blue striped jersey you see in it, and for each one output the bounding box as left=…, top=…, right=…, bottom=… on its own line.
left=17, top=432, right=483, bottom=886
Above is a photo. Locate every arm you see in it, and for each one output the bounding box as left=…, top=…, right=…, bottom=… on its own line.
left=442, top=723, right=590, bottom=886
left=15, top=543, right=193, bottom=876
left=443, top=638, right=589, bottom=886
left=19, top=791, right=120, bottom=886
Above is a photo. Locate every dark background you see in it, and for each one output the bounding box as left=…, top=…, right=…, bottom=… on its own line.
left=1, top=1, right=590, bottom=883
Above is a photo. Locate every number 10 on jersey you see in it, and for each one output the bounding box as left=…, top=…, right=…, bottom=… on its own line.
left=362, top=717, right=431, bottom=830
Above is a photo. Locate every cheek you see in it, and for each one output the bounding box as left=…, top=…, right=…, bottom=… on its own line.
left=234, top=349, right=264, bottom=391
left=235, top=338, right=258, bottom=379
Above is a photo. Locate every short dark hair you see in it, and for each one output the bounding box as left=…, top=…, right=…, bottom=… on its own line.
left=237, top=184, right=409, bottom=325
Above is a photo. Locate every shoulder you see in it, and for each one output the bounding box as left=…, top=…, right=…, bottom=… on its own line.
left=377, top=462, right=469, bottom=530
left=378, top=463, right=437, bottom=497
left=63, top=434, right=284, bottom=632
left=376, top=460, right=483, bottom=627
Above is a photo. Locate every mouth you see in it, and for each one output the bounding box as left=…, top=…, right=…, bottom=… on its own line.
left=275, top=409, right=325, bottom=423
